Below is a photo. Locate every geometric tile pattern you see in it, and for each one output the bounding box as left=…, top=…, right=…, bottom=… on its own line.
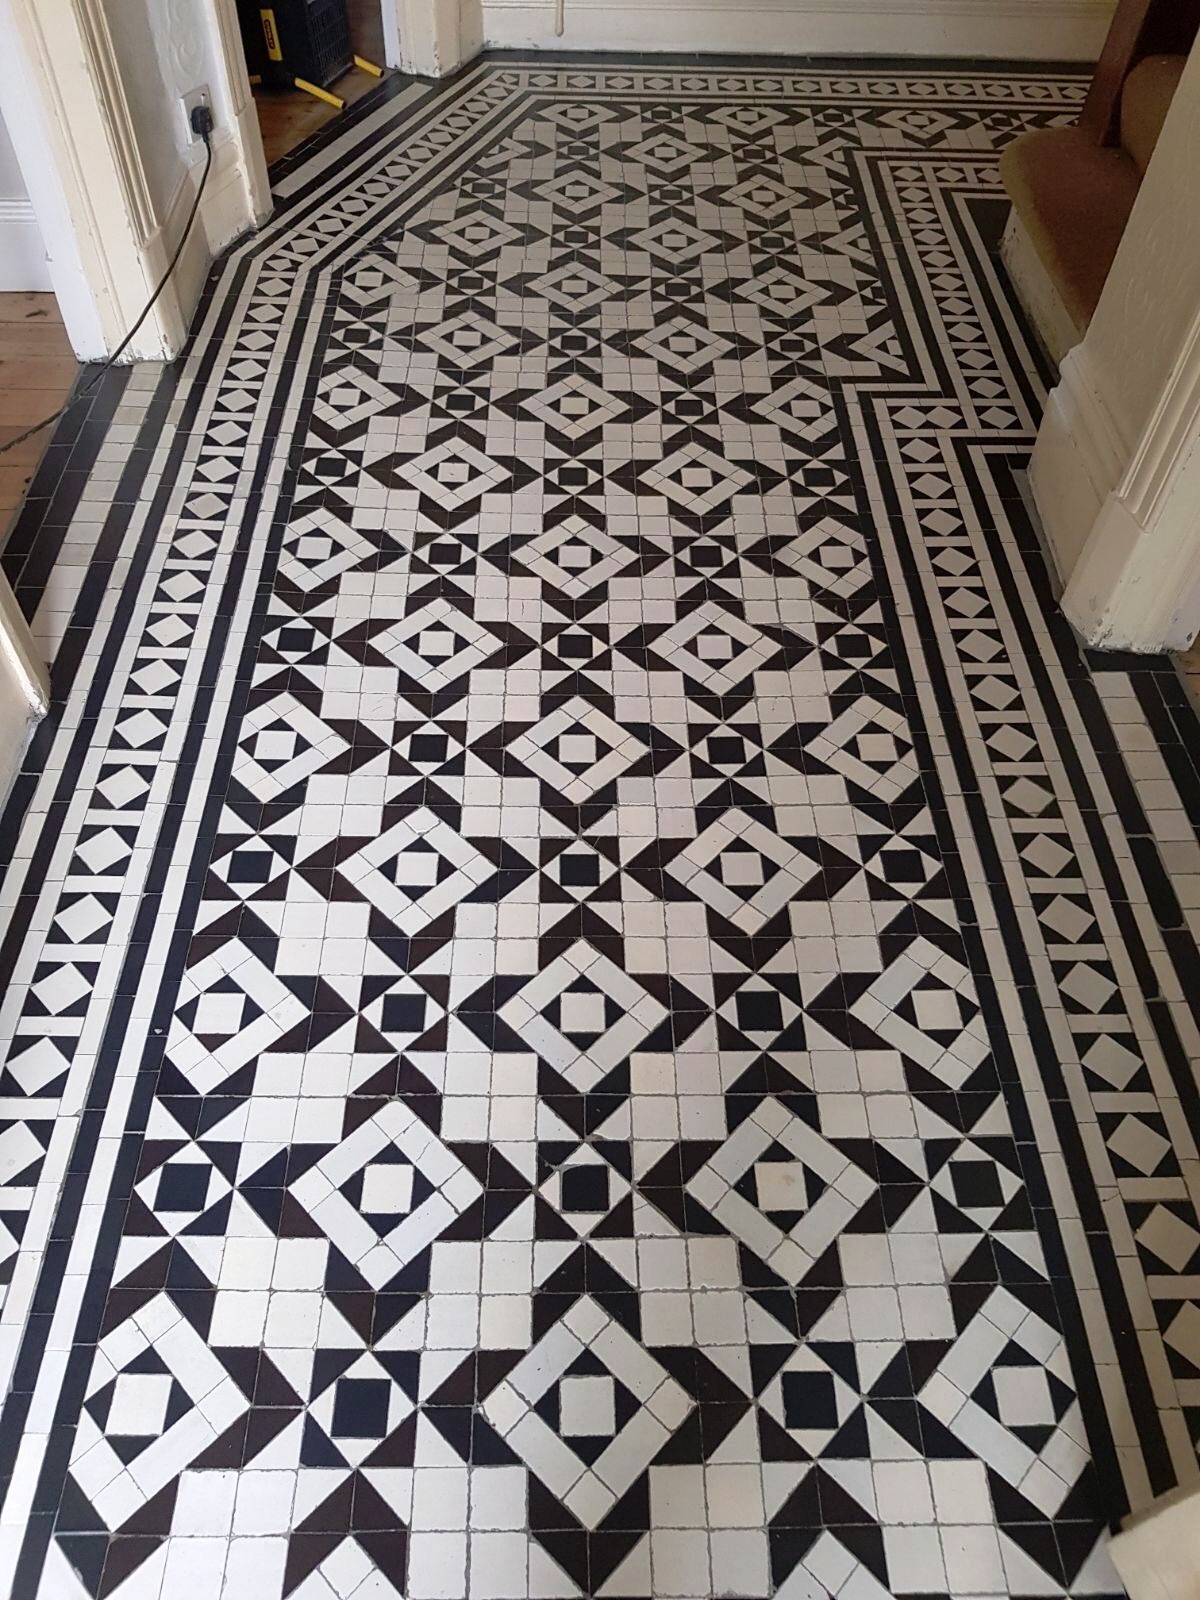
left=11, top=51, right=1200, bottom=1600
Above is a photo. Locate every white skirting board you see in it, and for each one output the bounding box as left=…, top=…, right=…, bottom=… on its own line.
left=0, top=198, right=51, bottom=291
left=483, top=0, right=1113, bottom=59
left=1000, top=210, right=1082, bottom=369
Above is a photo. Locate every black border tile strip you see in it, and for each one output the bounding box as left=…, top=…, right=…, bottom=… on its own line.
left=1, top=364, right=129, bottom=618
left=6, top=247, right=331, bottom=1596
left=265, top=68, right=427, bottom=202
left=852, top=398, right=1134, bottom=1525
left=971, top=451, right=1200, bottom=1159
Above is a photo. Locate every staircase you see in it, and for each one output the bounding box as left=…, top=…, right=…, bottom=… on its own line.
left=1000, top=0, right=1197, bottom=363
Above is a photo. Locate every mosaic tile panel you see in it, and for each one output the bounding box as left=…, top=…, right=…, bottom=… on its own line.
left=2, top=54, right=1199, bottom=1600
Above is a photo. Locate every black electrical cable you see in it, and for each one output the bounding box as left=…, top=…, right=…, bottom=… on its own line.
left=0, top=127, right=214, bottom=461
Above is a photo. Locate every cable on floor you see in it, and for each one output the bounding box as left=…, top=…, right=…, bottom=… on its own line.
left=0, top=123, right=214, bottom=463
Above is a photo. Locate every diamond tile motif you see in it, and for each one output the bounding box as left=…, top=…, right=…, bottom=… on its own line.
left=515, top=517, right=636, bottom=595
left=688, top=1098, right=876, bottom=1284
left=374, top=599, right=501, bottom=689
left=654, top=602, right=777, bottom=691
left=279, top=506, right=378, bottom=591
left=919, top=1289, right=1089, bottom=1516
left=393, top=439, right=512, bottom=508
left=70, top=1295, right=248, bottom=1528
left=634, top=317, right=735, bottom=373
left=338, top=809, right=492, bottom=934
left=641, top=442, right=753, bottom=512
left=852, top=939, right=989, bottom=1089
left=521, top=374, right=629, bottom=437
left=757, top=1344, right=861, bottom=1458
left=166, top=941, right=308, bottom=1092
left=232, top=692, right=351, bottom=801
left=667, top=810, right=820, bottom=931
left=805, top=696, right=921, bottom=801
left=289, top=1100, right=482, bottom=1286
left=538, top=1143, right=632, bottom=1236
left=773, top=515, right=873, bottom=597
left=306, top=1350, right=416, bottom=1464
left=501, top=943, right=667, bottom=1089
left=508, top=697, right=649, bottom=803
left=482, top=1297, right=693, bottom=1526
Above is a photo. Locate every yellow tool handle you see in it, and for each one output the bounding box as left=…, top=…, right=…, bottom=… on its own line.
left=293, top=77, right=346, bottom=109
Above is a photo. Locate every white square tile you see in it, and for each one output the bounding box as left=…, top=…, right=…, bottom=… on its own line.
left=469, top=1468, right=527, bottom=1530
left=559, top=1375, right=615, bottom=1437
left=710, top=1529, right=770, bottom=1598
left=884, top=1525, right=948, bottom=1593
left=412, top=1469, right=469, bottom=1531
left=468, top=1531, right=529, bottom=1597
left=408, top=1531, right=469, bottom=1598
left=941, top=1525, right=1007, bottom=1594
left=232, top=1470, right=295, bottom=1535
left=704, top=1465, right=764, bottom=1528
left=107, top=1372, right=171, bottom=1436
left=221, top=1536, right=288, bottom=1598
left=173, top=1469, right=238, bottom=1536
left=650, top=1530, right=712, bottom=1597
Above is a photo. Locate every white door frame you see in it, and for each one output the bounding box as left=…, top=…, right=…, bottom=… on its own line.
left=379, top=0, right=405, bottom=65
left=0, top=571, right=49, bottom=810
left=0, top=0, right=272, bottom=788
left=0, top=0, right=271, bottom=363
left=1044, top=313, right=1200, bottom=652
left=1030, top=38, right=1200, bottom=654
left=208, top=0, right=275, bottom=226
left=1, top=0, right=465, bottom=368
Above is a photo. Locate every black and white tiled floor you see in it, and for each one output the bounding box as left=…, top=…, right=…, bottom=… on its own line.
left=4, top=53, right=1200, bottom=1600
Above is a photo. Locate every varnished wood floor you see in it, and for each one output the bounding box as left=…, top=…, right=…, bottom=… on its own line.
left=253, top=68, right=381, bottom=167
left=0, top=293, right=78, bottom=537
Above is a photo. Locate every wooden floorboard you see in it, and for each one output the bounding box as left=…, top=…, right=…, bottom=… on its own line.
left=254, top=67, right=382, bottom=167
left=0, top=293, right=78, bottom=531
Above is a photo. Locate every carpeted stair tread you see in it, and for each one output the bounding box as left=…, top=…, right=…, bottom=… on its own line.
left=999, top=126, right=1141, bottom=330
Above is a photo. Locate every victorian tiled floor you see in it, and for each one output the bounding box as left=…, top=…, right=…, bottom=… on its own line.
left=5, top=53, right=1200, bottom=1600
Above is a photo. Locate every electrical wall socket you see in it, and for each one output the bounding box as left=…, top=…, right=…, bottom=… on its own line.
left=181, top=86, right=212, bottom=144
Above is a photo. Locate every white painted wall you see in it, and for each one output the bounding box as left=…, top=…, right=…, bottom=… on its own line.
left=398, top=0, right=483, bottom=76
left=0, top=115, right=22, bottom=195
left=105, top=0, right=248, bottom=210
left=0, top=108, right=50, bottom=291
left=480, top=0, right=1113, bottom=62
left=103, top=0, right=270, bottom=340
left=398, top=0, right=1113, bottom=80
left=1074, top=46, right=1200, bottom=463
left=0, top=0, right=106, bottom=351
left=106, top=0, right=191, bottom=220
left=1030, top=42, right=1200, bottom=651
left=0, top=0, right=269, bottom=364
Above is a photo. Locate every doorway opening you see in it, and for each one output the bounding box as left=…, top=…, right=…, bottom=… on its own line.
left=0, top=119, right=78, bottom=543
left=236, top=0, right=396, bottom=167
